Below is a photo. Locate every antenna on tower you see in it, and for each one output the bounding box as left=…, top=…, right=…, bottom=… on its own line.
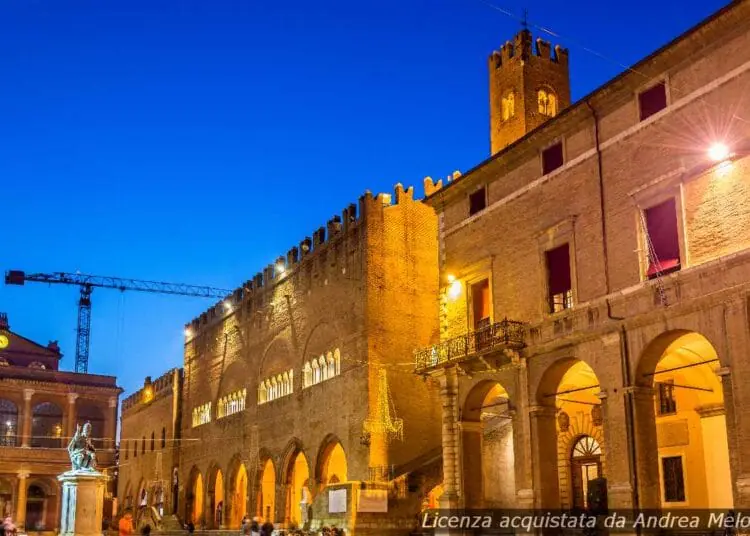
left=521, top=8, right=529, bottom=30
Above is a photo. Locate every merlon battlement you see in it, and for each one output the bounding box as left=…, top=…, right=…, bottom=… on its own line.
left=122, top=368, right=180, bottom=411
left=489, top=29, right=568, bottom=68
left=424, top=171, right=462, bottom=197
left=184, top=182, right=420, bottom=336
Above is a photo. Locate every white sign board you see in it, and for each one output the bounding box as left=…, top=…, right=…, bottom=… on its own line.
left=357, top=489, right=388, bottom=513
left=328, top=488, right=347, bottom=513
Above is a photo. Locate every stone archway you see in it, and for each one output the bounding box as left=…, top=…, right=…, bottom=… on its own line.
left=206, top=465, right=225, bottom=528
left=635, top=330, right=733, bottom=509
left=535, top=358, right=605, bottom=509
left=281, top=442, right=311, bottom=528
left=315, top=435, right=348, bottom=491
left=186, top=467, right=204, bottom=525
left=256, top=457, right=276, bottom=523
left=227, top=456, right=249, bottom=528
left=461, top=380, right=516, bottom=508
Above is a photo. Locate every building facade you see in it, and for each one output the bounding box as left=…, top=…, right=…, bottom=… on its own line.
left=0, top=313, right=121, bottom=534
left=418, top=0, right=750, bottom=521
left=119, top=188, right=444, bottom=534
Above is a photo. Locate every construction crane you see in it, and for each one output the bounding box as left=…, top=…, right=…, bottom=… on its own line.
left=4, top=270, right=231, bottom=374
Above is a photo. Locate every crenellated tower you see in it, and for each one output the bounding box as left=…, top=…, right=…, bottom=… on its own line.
left=489, top=28, right=571, bottom=155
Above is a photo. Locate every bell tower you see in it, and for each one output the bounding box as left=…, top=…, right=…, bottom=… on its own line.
left=489, top=29, right=571, bottom=155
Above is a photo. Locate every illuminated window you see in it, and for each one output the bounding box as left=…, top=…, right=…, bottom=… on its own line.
left=161, top=428, right=166, bottom=449
left=142, top=437, right=145, bottom=454
left=218, top=389, right=247, bottom=419
left=643, top=198, right=681, bottom=279
left=538, top=89, right=557, bottom=117
left=258, top=371, right=293, bottom=404
left=470, top=279, right=491, bottom=331
left=191, top=402, right=212, bottom=427
left=469, top=187, right=487, bottom=216
left=124, top=440, right=128, bottom=460
left=662, top=456, right=686, bottom=502
left=546, top=243, right=573, bottom=313
left=302, top=349, right=342, bottom=388
left=541, top=142, right=564, bottom=175
left=501, top=92, right=515, bottom=121
left=639, top=81, right=667, bottom=121
left=28, top=361, right=46, bottom=370
left=0, top=399, right=18, bottom=447
left=658, top=380, right=677, bottom=415
left=150, top=432, right=155, bottom=451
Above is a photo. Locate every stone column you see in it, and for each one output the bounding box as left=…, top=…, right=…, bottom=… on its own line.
left=459, top=421, right=484, bottom=508
left=438, top=367, right=462, bottom=509
left=15, top=471, right=29, bottom=529
left=528, top=405, right=559, bottom=508
left=58, top=471, right=107, bottom=536
left=628, top=386, right=660, bottom=508
left=105, top=397, right=118, bottom=450
left=512, top=356, right=534, bottom=508
left=599, top=389, right=635, bottom=509
left=21, top=389, right=33, bottom=448
left=65, top=393, right=78, bottom=440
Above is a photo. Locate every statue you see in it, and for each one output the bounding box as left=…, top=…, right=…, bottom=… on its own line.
left=67, top=422, right=97, bottom=472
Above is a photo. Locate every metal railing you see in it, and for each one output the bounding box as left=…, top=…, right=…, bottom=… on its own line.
left=414, top=319, right=525, bottom=373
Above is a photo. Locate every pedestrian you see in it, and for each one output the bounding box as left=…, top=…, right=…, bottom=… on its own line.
left=186, top=520, right=195, bottom=533
left=260, top=519, right=274, bottom=536
left=2, top=517, right=15, bottom=536
left=250, top=516, right=261, bottom=536
left=140, top=524, right=152, bottom=535
left=119, top=510, right=134, bottom=536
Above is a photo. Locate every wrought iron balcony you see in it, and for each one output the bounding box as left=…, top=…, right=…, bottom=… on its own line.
left=414, top=319, right=525, bottom=374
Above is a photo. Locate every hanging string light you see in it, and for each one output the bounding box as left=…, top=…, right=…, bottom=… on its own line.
left=363, top=367, right=404, bottom=444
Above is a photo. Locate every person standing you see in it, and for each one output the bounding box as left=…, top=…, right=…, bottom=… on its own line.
left=118, top=510, right=134, bottom=536
left=260, top=519, right=274, bottom=536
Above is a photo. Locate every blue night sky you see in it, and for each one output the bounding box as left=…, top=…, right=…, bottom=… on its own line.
left=0, top=0, right=728, bottom=397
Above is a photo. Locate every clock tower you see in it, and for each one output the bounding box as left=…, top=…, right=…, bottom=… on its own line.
left=489, top=29, right=571, bottom=155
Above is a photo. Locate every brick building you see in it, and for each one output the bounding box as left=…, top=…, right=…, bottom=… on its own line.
left=118, top=0, right=750, bottom=533
left=0, top=313, right=121, bottom=534
left=418, top=0, right=750, bottom=521
left=118, top=189, right=443, bottom=534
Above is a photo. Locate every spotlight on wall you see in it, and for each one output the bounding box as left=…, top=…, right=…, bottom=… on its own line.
left=276, top=262, right=286, bottom=275
left=184, top=327, right=192, bottom=338
left=447, top=274, right=456, bottom=283
left=708, top=142, right=730, bottom=162
left=223, top=301, right=232, bottom=311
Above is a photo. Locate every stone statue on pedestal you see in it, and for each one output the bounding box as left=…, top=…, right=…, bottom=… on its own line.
left=67, top=422, right=97, bottom=471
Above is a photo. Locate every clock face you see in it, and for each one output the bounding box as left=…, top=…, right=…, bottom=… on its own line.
left=0, top=334, right=8, bottom=349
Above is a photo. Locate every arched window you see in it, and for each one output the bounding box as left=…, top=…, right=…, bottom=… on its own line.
left=161, top=428, right=166, bottom=449
left=538, top=89, right=557, bottom=117
left=0, top=357, right=9, bottom=366
left=142, top=437, right=146, bottom=454
left=334, top=349, right=341, bottom=376
left=570, top=435, right=602, bottom=510
left=327, top=352, right=335, bottom=378
left=319, top=356, right=328, bottom=381
left=501, top=92, right=515, bottom=121
left=303, top=362, right=312, bottom=388
left=312, top=360, right=321, bottom=384
left=288, top=371, right=294, bottom=394
left=259, top=383, right=267, bottom=404
left=0, top=399, right=18, bottom=447
left=133, top=441, right=137, bottom=458
left=150, top=432, right=155, bottom=451
left=77, top=402, right=105, bottom=448
left=28, top=361, right=46, bottom=370
left=31, top=402, right=63, bottom=448
left=124, top=440, right=129, bottom=460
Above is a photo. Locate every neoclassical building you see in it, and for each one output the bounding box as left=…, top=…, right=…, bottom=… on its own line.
left=0, top=313, right=121, bottom=534
left=418, top=0, right=750, bottom=520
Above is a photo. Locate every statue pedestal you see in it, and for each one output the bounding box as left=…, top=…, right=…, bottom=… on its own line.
left=57, top=470, right=107, bottom=536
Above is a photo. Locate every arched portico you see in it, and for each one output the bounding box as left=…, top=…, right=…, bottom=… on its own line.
left=227, top=455, right=249, bottom=528
left=281, top=441, right=311, bottom=528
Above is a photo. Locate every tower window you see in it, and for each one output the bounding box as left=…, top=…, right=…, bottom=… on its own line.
left=538, top=89, right=557, bottom=117
left=469, top=187, right=487, bottom=216
left=662, top=456, right=686, bottom=502
left=541, top=142, right=564, bottom=175
left=643, top=198, right=681, bottom=279
left=470, top=279, right=491, bottom=331
left=501, top=92, right=515, bottom=121
left=546, top=243, right=572, bottom=313
left=658, top=380, right=677, bottom=415
left=639, top=81, right=667, bottom=121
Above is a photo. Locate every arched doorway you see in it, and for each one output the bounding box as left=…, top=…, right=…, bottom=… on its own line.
left=636, top=331, right=733, bottom=509
left=229, top=462, right=248, bottom=528
left=570, top=436, right=603, bottom=510
left=283, top=449, right=310, bottom=528
left=188, top=470, right=204, bottom=525
left=462, top=381, right=516, bottom=508
left=31, top=402, right=63, bottom=448
left=536, top=358, right=605, bottom=509
left=209, top=469, right=224, bottom=528
left=257, top=459, right=276, bottom=522
left=316, top=438, right=348, bottom=488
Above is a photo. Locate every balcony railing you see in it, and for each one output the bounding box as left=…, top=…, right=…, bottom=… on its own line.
left=414, top=319, right=525, bottom=373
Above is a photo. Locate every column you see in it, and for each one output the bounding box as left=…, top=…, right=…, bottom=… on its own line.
left=459, top=421, right=484, bottom=508
left=15, top=471, right=28, bottom=530
left=65, top=393, right=78, bottom=440
left=628, top=386, right=660, bottom=508
left=105, top=397, right=118, bottom=450
left=21, top=389, right=33, bottom=448
left=600, top=388, right=636, bottom=509
left=528, top=405, right=559, bottom=508
left=512, top=357, right=535, bottom=508
left=697, top=402, right=732, bottom=508
left=438, top=367, right=462, bottom=509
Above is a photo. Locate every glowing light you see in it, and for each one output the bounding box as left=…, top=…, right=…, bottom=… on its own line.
left=447, top=274, right=456, bottom=283
left=708, top=143, right=730, bottom=162
left=223, top=301, right=232, bottom=311
left=5, top=421, right=11, bottom=427
left=276, top=262, right=286, bottom=275
left=448, top=279, right=462, bottom=299
left=184, top=327, right=192, bottom=338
